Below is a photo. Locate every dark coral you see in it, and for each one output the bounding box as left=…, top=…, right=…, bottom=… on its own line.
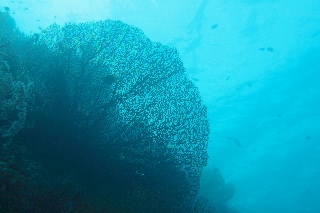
left=1, top=14, right=210, bottom=212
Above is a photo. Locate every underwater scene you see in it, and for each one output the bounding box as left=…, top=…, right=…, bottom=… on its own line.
left=0, top=0, right=319, bottom=212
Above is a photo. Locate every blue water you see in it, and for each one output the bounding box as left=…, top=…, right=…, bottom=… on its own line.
left=2, top=0, right=320, bottom=212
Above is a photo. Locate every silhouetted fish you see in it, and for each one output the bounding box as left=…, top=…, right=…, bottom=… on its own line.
left=266, top=47, right=274, bottom=52
left=258, top=48, right=265, bottom=51
left=211, top=24, right=218, bottom=29
left=4, top=7, right=10, bottom=12
left=305, top=135, right=311, bottom=140
left=227, top=137, right=241, bottom=147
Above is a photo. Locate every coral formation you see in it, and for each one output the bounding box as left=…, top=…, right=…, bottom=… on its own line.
left=1, top=12, right=211, bottom=212
left=33, top=20, right=210, bottom=198
left=0, top=13, right=33, bottom=140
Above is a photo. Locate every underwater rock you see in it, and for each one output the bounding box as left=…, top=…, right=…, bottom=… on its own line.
left=199, top=168, right=235, bottom=206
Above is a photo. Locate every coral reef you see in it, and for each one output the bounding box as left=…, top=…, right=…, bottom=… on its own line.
left=32, top=20, right=210, bottom=199
left=0, top=13, right=33, bottom=140
left=1, top=12, right=211, bottom=212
